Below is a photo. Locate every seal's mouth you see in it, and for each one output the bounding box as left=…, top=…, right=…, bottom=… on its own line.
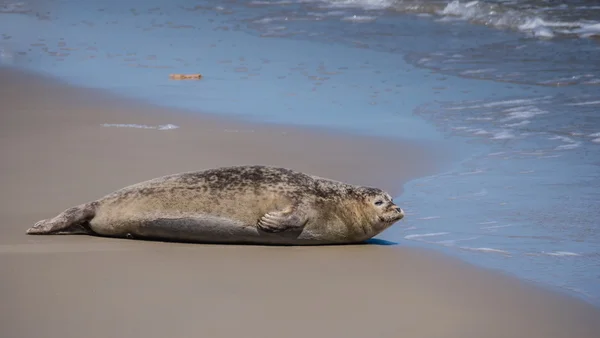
left=380, top=206, right=404, bottom=223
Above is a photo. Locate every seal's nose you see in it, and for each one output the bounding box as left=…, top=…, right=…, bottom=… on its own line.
left=395, top=207, right=404, bottom=218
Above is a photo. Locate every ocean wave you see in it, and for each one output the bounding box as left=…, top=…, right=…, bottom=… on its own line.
left=405, top=44, right=600, bottom=87
left=241, top=1, right=600, bottom=87
left=320, top=0, right=600, bottom=39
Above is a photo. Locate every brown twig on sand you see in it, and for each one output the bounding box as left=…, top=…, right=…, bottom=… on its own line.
left=169, top=73, right=202, bottom=80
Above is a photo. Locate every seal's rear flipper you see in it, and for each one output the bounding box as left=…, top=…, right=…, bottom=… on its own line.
left=257, top=206, right=308, bottom=233
left=26, top=203, right=96, bottom=235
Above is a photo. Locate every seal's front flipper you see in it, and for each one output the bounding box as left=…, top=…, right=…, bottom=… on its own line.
left=26, top=203, right=96, bottom=235
left=257, top=206, right=308, bottom=233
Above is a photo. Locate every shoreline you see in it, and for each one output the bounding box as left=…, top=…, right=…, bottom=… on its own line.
left=2, top=65, right=600, bottom=337
left=5, top=63, right=450, bottom=147
left=0, top=64, right=447, bottom=243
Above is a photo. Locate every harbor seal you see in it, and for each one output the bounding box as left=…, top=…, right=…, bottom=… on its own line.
left=26, top=165, right=405, bottom=245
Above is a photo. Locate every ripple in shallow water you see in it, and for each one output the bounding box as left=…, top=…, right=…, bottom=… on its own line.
left=415, top=93, right=600, bottom=149
left=405, top=39, right=600, bottom=87
left=395, top=91, right=600, bottom=304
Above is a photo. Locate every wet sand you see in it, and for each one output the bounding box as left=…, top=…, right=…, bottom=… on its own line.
left=1, top=66, right=599, bottom=338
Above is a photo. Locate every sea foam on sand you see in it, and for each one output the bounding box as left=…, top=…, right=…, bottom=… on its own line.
left=101, top=123, right=179, bottom=130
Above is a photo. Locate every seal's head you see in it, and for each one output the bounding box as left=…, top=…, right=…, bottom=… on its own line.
left=358, top=187, right=405, bottom=232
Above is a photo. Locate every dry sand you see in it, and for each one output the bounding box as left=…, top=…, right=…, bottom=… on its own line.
left=1, top=66, right=599, bottom=338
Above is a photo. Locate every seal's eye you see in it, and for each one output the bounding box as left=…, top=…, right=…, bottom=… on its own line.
left=374, top=200, right=384, bottom=206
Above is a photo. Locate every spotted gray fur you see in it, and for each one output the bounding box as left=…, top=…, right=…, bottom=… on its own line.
left=26, top=165, right=405, bottom=245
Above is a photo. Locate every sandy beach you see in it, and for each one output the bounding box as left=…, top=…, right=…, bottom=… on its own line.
left=1, top=66, right=600, bottom=338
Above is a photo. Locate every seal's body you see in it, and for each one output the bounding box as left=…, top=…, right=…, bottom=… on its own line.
left=26, top=165, right=404, bottom=245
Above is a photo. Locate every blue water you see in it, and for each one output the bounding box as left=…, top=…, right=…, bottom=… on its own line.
left=1, top=0, right=599, bottom=306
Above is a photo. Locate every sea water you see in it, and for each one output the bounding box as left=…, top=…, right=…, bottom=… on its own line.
left=1, top=0, right=599, bottom=306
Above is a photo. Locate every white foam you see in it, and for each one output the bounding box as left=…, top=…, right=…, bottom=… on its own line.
left=492, top=130, right=515, bottom=140
left=0, top=46, right=14, bottom=65
left=480, top=224, right=515, bottom=230
left=0, top=1, right=28, bottom=13
left=503, top=106, right=547, bottom=121
left=439, top=1, right=597, bottom=39
left=440, top=0, right=480, bottom=16
left=549, top=135, right=574, bottom=143
left=584, top=79, right=600, bottom=85
left=404, top=232, right=449, bottom=240
left=101, top=123, right=179, bottom=130
left=459, top=247, right=510, bottom=255
left=441, top=1, right=554, bottom=38
left=466, top=117, right=494, bottom=121
left=435, top=236, right=478, bottom=246
left=572, top=22, right=600, bottom=38
left=458, top=169, right=484, bottom=175
left=253, top=17, right=277, bottom=24
left=341, top=15, right=377, bottom=23
left=320, top=0, right=600, bottom=40
left=460, top=68, right=496, bottom=75
left=472, top=189, right=487, bottom=197
left=505, top=120, right=530, bottom=128
left=481, top=97, right=549, bottom=108
left=417, top=216, right=441, bottom=220
left=555, top=142, right=581, bottom=150
left=518, top=18, right=560, bottom=38
left=566, top=100, right=600, bottom=106
left=324, top=10, right=349, bottom=16
left=250, top=1, right=294, bottom=5
left=321, top=0, right=392, bottom=10
left=472, top=129, right=490, bottom=135
left=549, top=135, right=581, bottom=150
left=156, top=124, right=179, bottom=130
left=543, top=251, right=581, bottom=257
